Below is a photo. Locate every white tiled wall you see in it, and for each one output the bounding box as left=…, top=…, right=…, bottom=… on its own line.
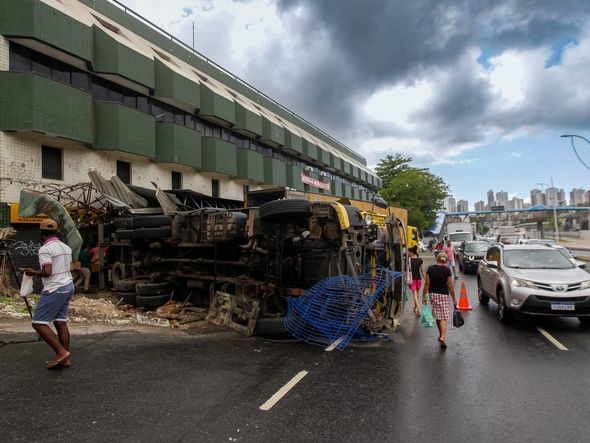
left=0, top=35, right=8, bottom=70
left=0, top=132, right=245, bottom=203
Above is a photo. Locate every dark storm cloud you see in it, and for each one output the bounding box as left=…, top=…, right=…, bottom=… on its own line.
left=259, top=0, right=590, bottom=151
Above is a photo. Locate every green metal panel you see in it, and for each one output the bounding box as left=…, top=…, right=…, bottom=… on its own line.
left=357, top=189, right=365, bottom=201
left=201, top=137, right=237, bottom=176
left=330, top=153, right=343, bottom=171
left=94, top=102, right=155, bottom=157
left=235, top=104, right=263, bottom=138
left=286, top=164, right=304, bottom=191
left=330, top=181, right=342, bottom=197
left=284, top=130, right=303, bottom=155
left=351, top=165, right=360, bottom=180
left=263, top=158, right=287, bottom=187
left=361, top=170, right=368, bottom=184
left=316, top=147, right=330, bottom=166
left=0, top=0, right=93, bottom=61
left=199, top=85, right=236, bottom=126
left=302, top=139, right=318, bottom=161
left=377, top=178, right=383, bottom=189
left=261, top=118, right=285, bottom=147
left=303, top=171, right=318, bottom=193
left=342, top=160, right=353, bottom=176
left=155, top=122, right=201, bottom=168
left=342, top=183, right=352, bottom=198
left=0, top=72, right=93, bottom=144
left=351, top=187, right=359, bottom=200
left=154, top=59, right=200, bottom=110
left=237, top=149, right=265, bottom=183
left=92, top=26, right=154, bottom=88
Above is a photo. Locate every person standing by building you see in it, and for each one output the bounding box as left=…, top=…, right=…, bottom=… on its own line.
left=74, top=244, right=92, bottom=293
left=444, top=240, right=458, bottom=279
left=422, top=252, right=457, bottom=349
left=409, top=247, right=425, bottom=316
left=24, top=219, right=74, bottom=369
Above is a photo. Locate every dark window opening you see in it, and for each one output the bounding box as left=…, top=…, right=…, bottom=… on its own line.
left=41, top=146, right=63, bottom=180
left=211, top=179, right=220, bottom=198
left=171, top=171, right=182, bottom=190
left=116, top=160, right=131, bottom=184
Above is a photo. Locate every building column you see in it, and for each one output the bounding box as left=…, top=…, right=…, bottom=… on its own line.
left=0, top=35, right=8, bottom=71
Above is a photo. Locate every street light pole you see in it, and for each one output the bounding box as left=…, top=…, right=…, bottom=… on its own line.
left=561, top=134, right=590, bottom=170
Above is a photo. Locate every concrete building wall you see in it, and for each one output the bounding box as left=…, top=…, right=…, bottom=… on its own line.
left=0, top=132, right=244, bottom=203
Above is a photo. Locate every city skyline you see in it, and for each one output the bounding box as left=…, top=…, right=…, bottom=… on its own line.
left=446, top=186, right=589, bottom=212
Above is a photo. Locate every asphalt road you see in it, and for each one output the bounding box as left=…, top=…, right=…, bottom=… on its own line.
left=2, top=258, right=590, bottom=442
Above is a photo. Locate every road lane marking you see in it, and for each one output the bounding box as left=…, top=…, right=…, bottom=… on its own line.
left=536, top=326, right=568, bottom=351
left=324, top=336, right=345, bottom=352
left=259, top=370, right=308, bottom=411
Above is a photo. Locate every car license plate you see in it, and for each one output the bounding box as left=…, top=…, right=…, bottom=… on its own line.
left=551, top=302, right=575, bottom=311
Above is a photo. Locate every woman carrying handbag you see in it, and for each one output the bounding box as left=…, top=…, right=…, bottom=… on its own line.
left=422, top=252, right=457, bottom=349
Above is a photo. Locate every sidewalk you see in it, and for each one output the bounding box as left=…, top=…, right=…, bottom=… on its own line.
left=558, top=238, right=590, bottom=252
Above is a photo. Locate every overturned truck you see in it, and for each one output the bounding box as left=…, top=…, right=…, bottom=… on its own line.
left=110, top=198, right=407, bottom=336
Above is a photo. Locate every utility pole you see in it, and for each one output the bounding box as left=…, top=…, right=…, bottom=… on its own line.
left=192, top=21, right=195, bottom=50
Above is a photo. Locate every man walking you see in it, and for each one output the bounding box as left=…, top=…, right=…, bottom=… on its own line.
left=24, top=219, right=75, bottom=369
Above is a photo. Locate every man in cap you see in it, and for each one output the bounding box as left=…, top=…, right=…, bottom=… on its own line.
left=24, top=218, right=74, bottom=369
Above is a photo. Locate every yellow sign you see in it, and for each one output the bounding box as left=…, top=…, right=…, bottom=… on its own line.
left=9, top=203, right=47, bottom=224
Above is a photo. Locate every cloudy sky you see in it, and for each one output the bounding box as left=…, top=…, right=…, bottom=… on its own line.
left=118, top=0, right=590, bottom=207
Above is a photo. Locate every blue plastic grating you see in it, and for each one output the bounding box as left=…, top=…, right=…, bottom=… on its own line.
left=285, top=267, right=401, bottom=350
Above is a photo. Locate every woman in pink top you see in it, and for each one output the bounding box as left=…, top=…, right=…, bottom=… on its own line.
left=444, top=240, right=458, bottom=280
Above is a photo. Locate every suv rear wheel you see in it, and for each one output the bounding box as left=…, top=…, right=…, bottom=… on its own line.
left=579, top=317, right=590, bottom=327
left=477, top=278, right=489, bottom=305
left=496, top=288, right=513, bottom=323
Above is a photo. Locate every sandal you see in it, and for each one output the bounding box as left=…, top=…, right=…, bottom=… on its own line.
left=46, top=352, right=70, bottom=370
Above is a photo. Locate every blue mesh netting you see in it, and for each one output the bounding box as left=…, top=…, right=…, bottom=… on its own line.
left=285, top=267, right=402, bottom=350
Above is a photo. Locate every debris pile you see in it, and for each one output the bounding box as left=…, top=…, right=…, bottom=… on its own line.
left=0, top=300, right=29, bottom=320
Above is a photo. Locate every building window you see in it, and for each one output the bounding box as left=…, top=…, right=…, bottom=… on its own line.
left=212, top=179, right=220, bottom=198
left=41, top=146, right=63, bottom=180
left=116, top=160, right=131, bottom=184
left=171, top=171, right=182, bottom=190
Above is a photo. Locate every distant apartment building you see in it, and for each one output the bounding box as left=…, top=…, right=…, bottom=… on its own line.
left=457, top=199, right=469, bottom=212
left=530, top=188, right=545, bottom=206
left=496, top=191, right=509, bottom=207
left=444, top=196, right=457, bottom=212
left=557, top=189, right=566, bottom=206
left=511, top=197, right=524, bottom=209
left=474, top=200, right=485, bottom=211
left=570, top=188, right=586, bottom=206
left=487, top=189, right=494, bottom=206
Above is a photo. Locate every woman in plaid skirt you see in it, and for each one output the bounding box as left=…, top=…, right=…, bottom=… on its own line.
left=422, top=252, right=457, bottom=348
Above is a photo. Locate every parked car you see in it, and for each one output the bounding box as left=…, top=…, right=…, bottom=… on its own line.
left=457, top=241, right=490, bottom=274
left=477, top=244, right=590, bottom=325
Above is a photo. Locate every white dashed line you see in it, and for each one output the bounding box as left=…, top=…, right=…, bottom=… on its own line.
left=324, top=336, right=345, bottom=352
left=536, top=326, right=568, bottom=351
left=259, top=370, right=308, bottom=411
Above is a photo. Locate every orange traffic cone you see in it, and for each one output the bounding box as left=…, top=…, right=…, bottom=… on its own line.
left=457, top=280, right=473, bottom=311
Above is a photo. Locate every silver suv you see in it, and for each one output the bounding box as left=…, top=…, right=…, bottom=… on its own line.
left=477, top=244, right=590, bottom=325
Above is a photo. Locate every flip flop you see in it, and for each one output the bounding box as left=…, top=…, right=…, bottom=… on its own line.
left=438, top=338, right=447, bottom=349
left=46, top=353, right=70, bottom=370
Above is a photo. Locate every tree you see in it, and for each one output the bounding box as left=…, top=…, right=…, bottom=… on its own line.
left=375, top=155, right=449, bottom=230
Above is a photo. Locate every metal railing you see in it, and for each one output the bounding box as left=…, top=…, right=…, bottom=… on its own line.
left=105, top=0, right=366, bottom=165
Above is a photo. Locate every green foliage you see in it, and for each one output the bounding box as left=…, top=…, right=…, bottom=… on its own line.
left=375, top=154, right=449, bottom=230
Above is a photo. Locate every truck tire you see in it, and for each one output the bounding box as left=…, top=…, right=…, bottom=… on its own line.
left=117, top=292, right=137, bottom=305
left=114, top=229, right=134, bottom=239
left=136, top=294, right=170, bottom=308
left=131, top=215, right=171, bottom=228
left=259, top=199, right=311, bottom=222
left=132, top=227, right=171, bottom=239
left=117, top=279, right=141, bottom=293
left=136, top=281, right=171, bottom=295
left=114, top=218, right=134, bottom=229
left=255, top=317, right=288, bottom=336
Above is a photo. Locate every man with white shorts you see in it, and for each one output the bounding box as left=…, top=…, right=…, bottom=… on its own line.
left=24, top=218, right=74, bottom=369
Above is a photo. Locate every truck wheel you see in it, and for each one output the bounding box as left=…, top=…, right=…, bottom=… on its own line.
left=117, top=279, right=141, bottom=293
left=117, top=292, right=137, bottom=305
left=136, top=294, right=170, bottom=308
left=255, top=317, right=288, bottom=336
left=136, top=282, right=171, bottom=295
left=132, top=227, right=171, bottom=239
left=579, top=317, right=590, bottom=327
left=259, top=199, right=311, bottom=222
left=114, top=229, right=134, bottom=239
left=130, top=215, right=172, bottom=228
